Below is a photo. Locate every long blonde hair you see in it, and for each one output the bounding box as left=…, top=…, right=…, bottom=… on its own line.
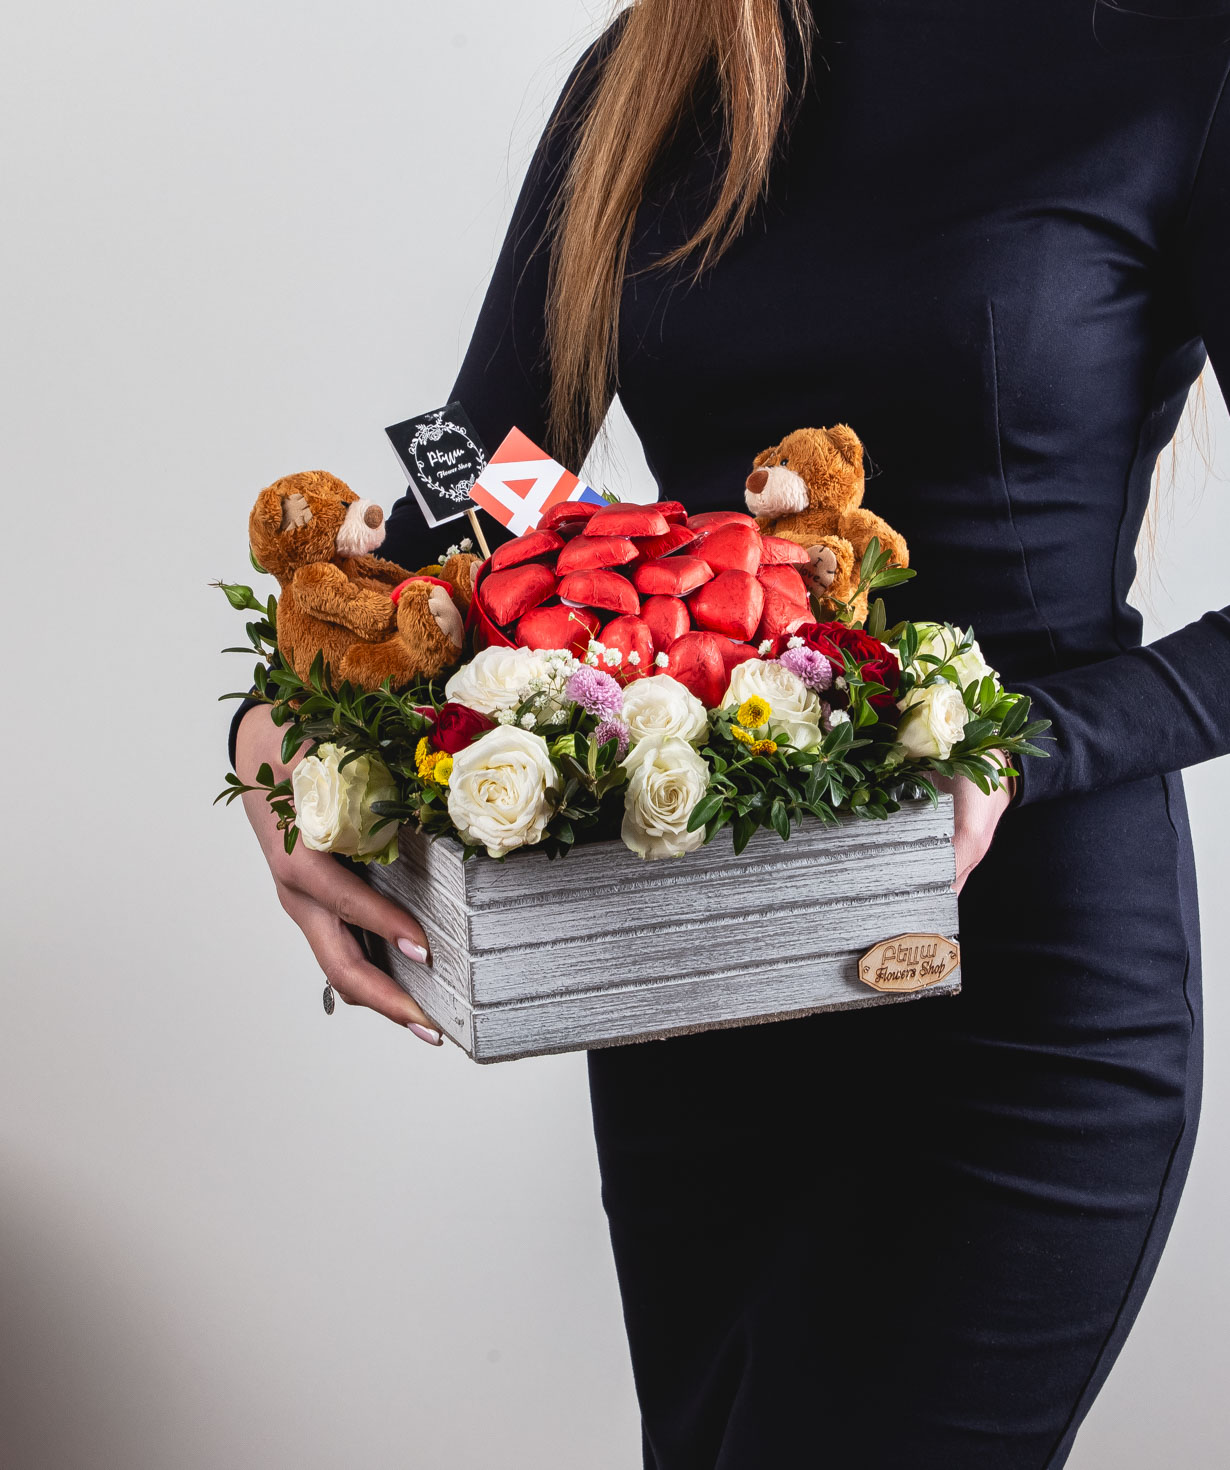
left=545, top=0, right=815, bottom=467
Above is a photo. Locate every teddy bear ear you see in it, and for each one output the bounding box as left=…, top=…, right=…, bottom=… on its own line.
left=251, top=485, right=313, bottom=537
left=826, top=424, right=864, bottom=470
left=752, top=447, right=775, bottom=470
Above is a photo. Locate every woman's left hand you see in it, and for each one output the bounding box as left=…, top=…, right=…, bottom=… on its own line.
left=934, top=751, right=1016, bottom=894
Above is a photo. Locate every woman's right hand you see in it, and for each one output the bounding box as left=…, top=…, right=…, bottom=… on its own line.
left=234, top=703, right=444, bottom=1046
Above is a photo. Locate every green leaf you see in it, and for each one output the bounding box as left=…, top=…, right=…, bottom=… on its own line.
left=687, top=793, right=726, bottom=833
left=869, top=567, right=915, bottom=589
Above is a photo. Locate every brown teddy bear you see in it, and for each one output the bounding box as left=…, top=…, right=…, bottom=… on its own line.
left=744, top=424, right=909, bottom=622
left=249, top=470, right=479, bottom=690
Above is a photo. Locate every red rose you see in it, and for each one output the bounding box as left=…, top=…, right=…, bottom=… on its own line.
left=431, top=701, right=498, bottom=753
left=780, top=621, right=901, bottom=712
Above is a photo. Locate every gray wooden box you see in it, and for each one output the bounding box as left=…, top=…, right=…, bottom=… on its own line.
left=361, top=795, right=961, bottom=1063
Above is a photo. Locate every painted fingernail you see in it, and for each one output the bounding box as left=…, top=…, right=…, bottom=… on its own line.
left=407, top=1023, right=443, bottom=1046
left=398, top=937, right=429, bottom=963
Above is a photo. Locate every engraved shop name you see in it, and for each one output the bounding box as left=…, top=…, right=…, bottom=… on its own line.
left=874, top=940, right=947, bottom=987
left=423, top=445, right=467, bottom=470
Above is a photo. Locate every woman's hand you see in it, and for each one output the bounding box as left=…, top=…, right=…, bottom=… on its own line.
left=933, top=751, right=1016, bottom=895
left=235, top=704, right=444, bottom=1046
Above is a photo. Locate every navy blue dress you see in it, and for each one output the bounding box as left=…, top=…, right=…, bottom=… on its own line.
left=350, top=4, right=1230, bottom=1464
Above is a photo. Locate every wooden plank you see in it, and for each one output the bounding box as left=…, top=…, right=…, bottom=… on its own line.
left=468, top=884, right=958, bottom=1004
left=465, top=839, right=953, bottom=958
left=468, top=948, right=961, bottom=1063
left=362, top=934, right=474, bottom=1052
left=456, top=797, right=954, bottom=909
left=369, top=925, right=959, bottom=1064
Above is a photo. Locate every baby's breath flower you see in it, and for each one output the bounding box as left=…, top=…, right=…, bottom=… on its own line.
left=758, top=639, right=773, bottom=655
left=627, top=650, right=641, bottom=667
left=602, top=646, right=623, bottom=667
left=654, top=651, right=669, bottom=668
left=827, top=709, right=851, bottom=727
left=520, top=712, right=536, bottom=729
left=787, top=635, right=805, bottom=650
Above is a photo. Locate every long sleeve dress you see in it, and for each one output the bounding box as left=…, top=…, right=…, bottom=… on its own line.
left=346, top=3, right=1230, bottom=1465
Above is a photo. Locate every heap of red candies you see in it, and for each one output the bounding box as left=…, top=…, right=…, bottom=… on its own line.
left=470, top=500, right=813, bottom=707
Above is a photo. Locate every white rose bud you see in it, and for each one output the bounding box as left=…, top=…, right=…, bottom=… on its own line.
left=723, top=659, right=824, bottom=751
left=444, top=645, right=550, bottom=717
left=911, top=622, right=996, bottom=692
left=620, top=674, right=709, bottom=748
left=620, top=735, right=711, bottom=861
left=895, top=681, right=971, bottom=761
left=291, top=743, right=399, bottom=864
left=446, top=726, right=556, bottom=858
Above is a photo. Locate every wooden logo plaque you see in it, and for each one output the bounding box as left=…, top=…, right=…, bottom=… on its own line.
left=858, top=934, right=960, bottom=994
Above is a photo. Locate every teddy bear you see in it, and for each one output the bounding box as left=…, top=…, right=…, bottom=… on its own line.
left=248, top=469, right=479, bottom=691
left=744, top=424, right=909, bottom=623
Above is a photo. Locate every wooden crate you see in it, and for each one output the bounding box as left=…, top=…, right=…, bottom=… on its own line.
left=361, top=795, right=961, bottom=1063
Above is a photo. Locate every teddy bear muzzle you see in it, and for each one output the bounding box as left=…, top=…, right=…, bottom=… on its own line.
left=335, top=497, right=387, bottom=557
left=744, top=464, right=810, bottom=519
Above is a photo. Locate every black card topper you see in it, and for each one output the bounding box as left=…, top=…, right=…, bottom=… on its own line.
left=385, top=403, right=488, bottom=527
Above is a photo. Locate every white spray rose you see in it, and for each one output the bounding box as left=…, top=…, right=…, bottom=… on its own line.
left=620, top=674, right=709, bottom=748
left=444, top=645, right=550, bottom=717
left=620, top=735, right=711, bottom=861
left=911, top=622, right=996, bottom=692
left=723, top=659, right=824, bottom=751
left=291, top=743, right=400, bottom=864
left=446, top=726, right=556, bottom=858
left=895, top=681, right=971, bottom=761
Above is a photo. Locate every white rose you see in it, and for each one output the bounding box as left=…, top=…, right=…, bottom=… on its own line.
left=911, top=622, right=995, bottom=692
left=895, top=681, right=971, bottom=761
left=620, top=736, right=711, bottom=861
left=620, top=674, right=709, bottom=748
left=292, top=743, right=399, bottom=863
left=444, top=645, right=550, bottom=717
left=723, top=659, right=824, bottom=751
left=446, top=726, right=556, bottom=858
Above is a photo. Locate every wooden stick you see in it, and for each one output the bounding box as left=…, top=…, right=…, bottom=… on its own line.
left=465, top=506, right=492, bottom=559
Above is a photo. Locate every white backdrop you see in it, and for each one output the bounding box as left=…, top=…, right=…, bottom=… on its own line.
left=2, top=3, right=1227, bottom=1466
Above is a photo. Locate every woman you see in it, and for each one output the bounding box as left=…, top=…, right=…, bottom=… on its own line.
left=234, top=2, right=1230, bottom=1464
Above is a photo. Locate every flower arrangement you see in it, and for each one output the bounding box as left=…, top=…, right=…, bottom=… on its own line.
left=218, top=534, right=1050, bottom=863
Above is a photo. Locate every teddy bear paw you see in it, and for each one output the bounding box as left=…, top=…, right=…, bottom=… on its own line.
left=805, top=544, right=839, bottom=592
left=427, top=584, right=464, bottom=649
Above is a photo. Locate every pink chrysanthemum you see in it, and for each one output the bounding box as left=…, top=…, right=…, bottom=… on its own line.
left=776, top=646, right=834, bottom=692
left=593, top=718, right=630, bottom=760
left=565, top=666, right=624, bottom=719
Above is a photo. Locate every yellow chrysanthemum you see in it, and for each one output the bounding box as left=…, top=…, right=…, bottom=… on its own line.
left=736, top=696, right=771, bottom=729
left=415, top=737, right=444, bottom=780
left=434, top=755, right=454, bottom=787
left=751, top=739, right=779, bottom=756
left=731, top=725, right=756, bottom=746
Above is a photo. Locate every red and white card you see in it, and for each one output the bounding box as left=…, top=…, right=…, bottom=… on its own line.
left=468, top=427, right=605, bottom=536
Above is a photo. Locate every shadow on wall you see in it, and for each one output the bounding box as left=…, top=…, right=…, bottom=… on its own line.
left=0, top=1157, right=266, bottom=1470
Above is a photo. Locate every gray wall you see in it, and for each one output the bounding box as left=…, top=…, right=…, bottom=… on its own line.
left=2, top=2, right=1227, bottom=1466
